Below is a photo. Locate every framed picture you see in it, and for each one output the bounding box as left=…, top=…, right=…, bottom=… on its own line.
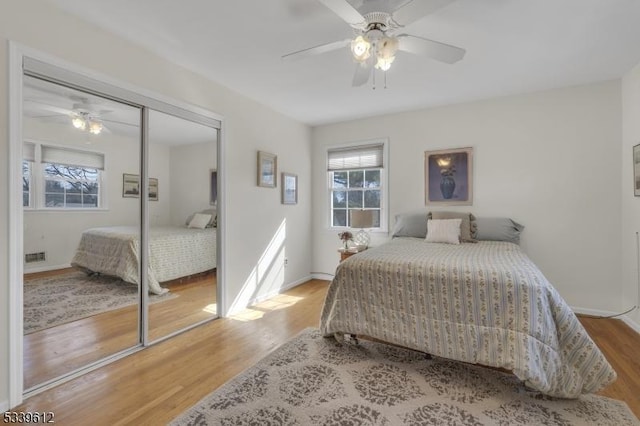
left=424, top=147, right=473, bottom=205
left=281, top=172, right=298, bottom=205
left=634, top=144, right=640, bottom=196
left=148, top=178, right=158, bottom=201
left=257, top=151, right=277, bottom=188
left=122, top=173, right=159, bottom=200
left=122, top=173, right=140, bottom=198
left=210, top=169, right=218, bottom=205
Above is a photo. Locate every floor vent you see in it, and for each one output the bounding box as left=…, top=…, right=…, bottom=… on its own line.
left=25, top=252, right=46, bottom=263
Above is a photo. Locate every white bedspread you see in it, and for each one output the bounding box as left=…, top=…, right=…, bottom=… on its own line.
left=319, top=238, right=616, bottom=398
left=71, top=226, right=216, bottom=295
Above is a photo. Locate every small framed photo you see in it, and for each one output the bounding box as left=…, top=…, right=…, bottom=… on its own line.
left=425, top=147, right=473, bottom=205
left=634, top=144, right=640, bottom=196
left=122, top=173, right=158, bottom=200
left=148, top=178, right=159, bottom=201
left=257, top=151, right=277, bottom=188
left=210, top=169, right=218, bottom=205
left=281, top=172, right=298, bottom=205
left=123, top=173, right=140, bottom=198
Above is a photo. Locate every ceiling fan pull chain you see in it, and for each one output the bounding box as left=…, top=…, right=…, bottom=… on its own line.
left=372, top=69, right=376, bottom=90
left=384, top=71, right=387, bottom=90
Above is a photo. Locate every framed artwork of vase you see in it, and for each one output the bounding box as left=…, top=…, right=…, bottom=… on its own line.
left=424, top=147, right=473, bottom=205
left=634, top=144, right=640, bottom=196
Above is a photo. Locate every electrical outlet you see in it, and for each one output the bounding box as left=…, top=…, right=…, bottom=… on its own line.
left=284, top=258, right=289, bottom=267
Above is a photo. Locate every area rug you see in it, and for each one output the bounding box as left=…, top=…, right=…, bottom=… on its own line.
left=24, top=270, right=177, bottom=334
left=172, top=328, right=638, bottom=426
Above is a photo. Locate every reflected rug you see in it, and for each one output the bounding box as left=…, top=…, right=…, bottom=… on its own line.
left=172, top=328, right=638, bottom=426
left=24, top=270, right=176, bottom=334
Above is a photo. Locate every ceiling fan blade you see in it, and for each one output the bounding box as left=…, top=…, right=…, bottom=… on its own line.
left=282, top=38, right=351, bottom=61
left=352, top=62, right=372, bottom=87
left=317, top=0, right=366, bottom=27
left=392, top=0, right=455, bottom=27
left=397, top=34, right=465, bottom=64
left=102, top=118, right=139, bottom=128
left=23, top=100, right=73, bottom=116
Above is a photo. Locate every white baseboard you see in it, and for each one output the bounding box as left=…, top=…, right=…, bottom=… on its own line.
left=247, top=275, right=313, bottom=306
left=0, top=399, right=9, bottom=412
left=622, top=316, right=640, bottom=334
left=570, top=306, right=619, bottom=317
left=572, top=305, right=640, bottom=335
left=24, top=262, right=71, bottom=274
left=311, top=272, right=334, bottom=281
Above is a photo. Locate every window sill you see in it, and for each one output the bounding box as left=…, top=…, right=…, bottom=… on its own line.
left=24, top=208, right=110, bottom=212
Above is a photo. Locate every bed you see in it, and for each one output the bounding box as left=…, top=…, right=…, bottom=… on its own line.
left=319, top=237, right=616, bottom=398
left=71, top=225, right=216, bottom=295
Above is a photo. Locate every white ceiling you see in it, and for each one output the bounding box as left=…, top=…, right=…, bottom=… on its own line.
left=46, top=0, right=640, bottom=126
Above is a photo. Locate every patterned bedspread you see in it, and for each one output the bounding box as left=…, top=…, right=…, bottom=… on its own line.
left=319, top=238, right=616, bottom=398
left=71, top=226, right=216, bottom=295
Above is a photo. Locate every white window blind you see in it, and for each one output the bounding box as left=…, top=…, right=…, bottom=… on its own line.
left=327, top=143, right=384, bottom=171
left=41, top=145, right=105, bottom=170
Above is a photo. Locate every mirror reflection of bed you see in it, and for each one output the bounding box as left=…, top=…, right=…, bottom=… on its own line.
left=22, top=77, right=219, bottom=390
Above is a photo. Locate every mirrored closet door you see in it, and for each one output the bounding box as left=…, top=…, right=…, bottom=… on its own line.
left=147, top=110, right=219, bottom=342
left=22, top=76, right=143, bottom=390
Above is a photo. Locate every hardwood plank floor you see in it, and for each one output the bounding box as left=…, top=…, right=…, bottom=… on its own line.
left=23, top=269, right=216, bottom=389
left=14, top=280, right=640, bottom=424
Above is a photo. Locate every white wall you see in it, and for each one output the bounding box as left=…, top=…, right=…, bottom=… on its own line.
left=0, top=0, right=312, bottom=407
left=312, top=81, right=623, bottom=314
left=622, top=63, right=640, bottom=329
left=169, top=140, right=217, bottom=227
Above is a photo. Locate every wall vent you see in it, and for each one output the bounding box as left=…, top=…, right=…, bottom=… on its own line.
left=25, top=252, right=46, bottom=263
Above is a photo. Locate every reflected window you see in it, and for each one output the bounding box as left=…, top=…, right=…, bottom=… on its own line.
left=24, top=141, right=105, bottom=209
left=22, top=160, right=32, bottom=208
left=43, top=163, right=100, bottom=208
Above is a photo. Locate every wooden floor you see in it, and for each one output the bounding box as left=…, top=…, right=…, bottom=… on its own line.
left=14, top=280, right=640, bottom=424
left=23, top=270, right=217, bottom=389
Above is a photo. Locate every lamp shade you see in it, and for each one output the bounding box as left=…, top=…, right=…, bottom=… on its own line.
left=350, top=210, right=374, bottom=229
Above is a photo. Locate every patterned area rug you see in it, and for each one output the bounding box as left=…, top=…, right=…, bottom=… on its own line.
left=24, top=270, right=176, bottom=334
left=172, top=328, right=638, bottom=426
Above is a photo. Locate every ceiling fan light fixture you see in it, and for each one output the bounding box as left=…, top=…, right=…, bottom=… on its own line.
left=374, top=36, right=399, bottom=71
left=88, top=119, right=103, bottom=135
left=71, top=114, right=87, bottom=130
left=351, top=35, right=371, bottom=62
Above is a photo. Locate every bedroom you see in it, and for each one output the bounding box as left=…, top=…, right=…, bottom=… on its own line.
left=1, top=0, right=640, bottom=423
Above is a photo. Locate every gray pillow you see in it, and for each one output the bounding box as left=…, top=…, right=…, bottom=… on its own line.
left=428, top=211, right=477, bottom=242
left=391, top=211, right=428, bottom=238
left=475, top=217, right=524, bottom=244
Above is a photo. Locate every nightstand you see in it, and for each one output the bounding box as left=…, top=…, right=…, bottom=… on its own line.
left=338, top=248, right=365, bottom=262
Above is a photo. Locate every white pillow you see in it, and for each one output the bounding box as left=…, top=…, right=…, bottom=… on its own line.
left=425, top=218, right=462, bottom=244
left=188, top=213, right=212, bottom=229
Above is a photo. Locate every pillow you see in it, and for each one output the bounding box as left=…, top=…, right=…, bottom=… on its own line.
left=186, top=209, right=217, bottom=228
left=391, top=211, right=428, bottom=238
left=474, top=217, right=525, bottom=244
left=187, top=213, right=212, bottom=229
left=425, top=219, right=462, bottom=244
left=428, top=211, right=477, bottom=242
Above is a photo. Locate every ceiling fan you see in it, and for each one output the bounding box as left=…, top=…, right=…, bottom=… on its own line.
left=24, top=95, right=133, bottom=136
left=282, top=0, right=466, bottom=86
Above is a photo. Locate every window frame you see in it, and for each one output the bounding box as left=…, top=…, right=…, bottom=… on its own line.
left=24, top=139, right=108, bottom=211
left=326, top=139, right=389, bottom=233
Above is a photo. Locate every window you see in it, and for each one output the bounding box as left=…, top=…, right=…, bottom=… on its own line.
left=23, top=141, right=105, bottom=209
left=22, top=160, right=32, bottom=208
left=43, top=164, right=100, bottom=208
left=328, top=142, right=387, bottom=230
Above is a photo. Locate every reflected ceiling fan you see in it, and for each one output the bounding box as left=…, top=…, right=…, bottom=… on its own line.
left=282, top=0, right=466, bottom=86
left=25, top=95, right=134, bottom=135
